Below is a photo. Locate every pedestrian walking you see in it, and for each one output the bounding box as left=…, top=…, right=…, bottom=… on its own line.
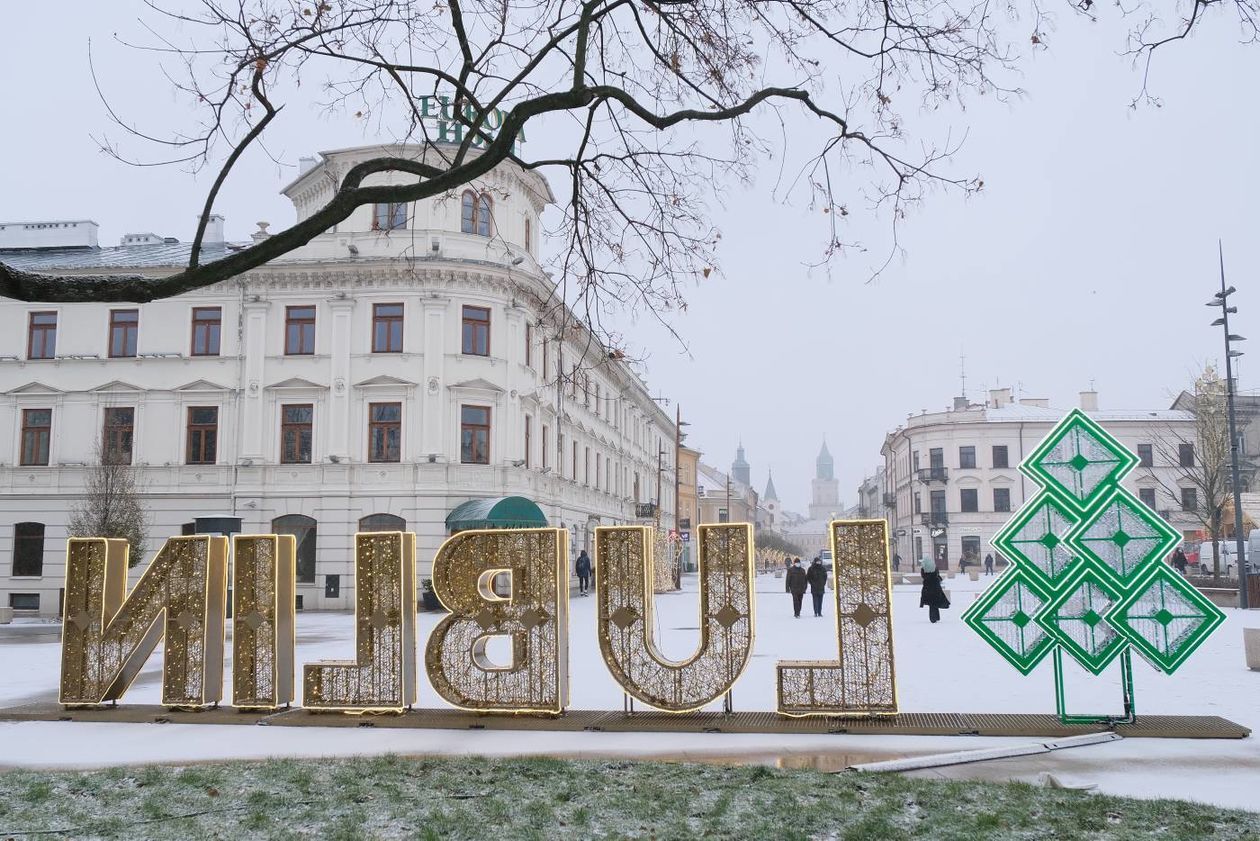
left=576, top=550, right=592, bottom=595
left=784, top=557, right=794, bottom=592
left=807, top=557, right=829, bottom=617
left=787, top=559, right=809, bottom=618
left=893, top=553, right=902, bottom=572
left=984, top=553, right=995, bottom=576
left=1171, top=547, right=1189, bottom=576
left=919, top=557, right=950, bottom=623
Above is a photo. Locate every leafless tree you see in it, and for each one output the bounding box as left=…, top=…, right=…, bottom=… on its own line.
left=0, top=0, right=1250, bottom=345
left=1152, top=366, right=1230, bottom=577
left=68, top=444, right=150, bottom=569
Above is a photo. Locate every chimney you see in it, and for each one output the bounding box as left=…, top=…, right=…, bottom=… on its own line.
left=299, top=156, right=318, bottom=174
left=1079, top=390, right=1099, bottom=411
left=199, top=214, right=225, bottom=245
left=989, top=387, right=1012, bottom=408
left=953, top=396, right=970, bottom=411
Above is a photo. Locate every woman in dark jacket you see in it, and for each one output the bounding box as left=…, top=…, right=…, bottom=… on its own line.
left=575, top=550, right=592, bottom=595
left=919, top=557, right=950, bottom=623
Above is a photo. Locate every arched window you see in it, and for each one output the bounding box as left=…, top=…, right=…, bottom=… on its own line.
left=460, top=190, right=494, bottom=237
left=272, top=514, right=317, bottom=584
left=12, top=522, right=45, bottom=577
left=359, top=513, right=406, bottom=532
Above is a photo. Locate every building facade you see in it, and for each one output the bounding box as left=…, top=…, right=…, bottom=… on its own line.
left=0, top=144, right=677, bottom=617
left=879, top=388, right=1198, bottom=571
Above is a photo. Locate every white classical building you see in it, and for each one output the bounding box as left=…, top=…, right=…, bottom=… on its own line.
left=879, top=388, right=1198, bottom=571
left=0, top=144, right=677, bottom=617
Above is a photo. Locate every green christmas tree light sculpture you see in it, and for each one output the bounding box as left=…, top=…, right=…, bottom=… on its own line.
left=962, top=410, right=1227, bottom=724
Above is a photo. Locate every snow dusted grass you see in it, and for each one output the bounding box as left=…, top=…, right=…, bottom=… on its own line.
left=1, top=755, right=1258, bottom=840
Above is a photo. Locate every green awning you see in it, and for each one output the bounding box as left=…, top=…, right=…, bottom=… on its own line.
left=445, top=496, right=548, bottom=533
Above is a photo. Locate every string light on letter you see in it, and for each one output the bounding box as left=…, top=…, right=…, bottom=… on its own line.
left=777, top=520, right=898, bottom=716
left=60, top=535, right=229, bottom=708
left=596, top=523, right=754, bottom=713
left=425, top=528, right=569, bottom=714
left=232, top=534, right=297, bottom=709
left=303, top=532, right=417, bottom=713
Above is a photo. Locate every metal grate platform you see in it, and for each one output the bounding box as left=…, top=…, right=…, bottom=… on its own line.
left=0, top=703, right=1248, bottom=739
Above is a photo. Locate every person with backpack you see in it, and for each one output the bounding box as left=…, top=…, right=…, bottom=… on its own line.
left=575, top=549, right=592, bottom=595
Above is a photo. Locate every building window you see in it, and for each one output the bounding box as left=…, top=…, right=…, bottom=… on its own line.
left=373, top=202, right=408, bottom=231
left=573, top=441, right=579, bottom=480
left=12, top=522, right=45, bottom=577
left=558, top=432, right=565, bottom=475
left=913, top=493, right=921, bottom=515
left=359, top=513, right=406, bottom=532
left=542, top=338, right=549, bottom=380
left=718, top=508, right=729, bottom=523
left=1137, top=444, right=1154, bottom=468
left=272, top=514, right=317, bottom=584
left=929, top=490, right=946, bottom=515
left=585, top=446, right=591, bottom=485
left=368, top=402, right=401, bottom=463
left=372, top=303, right=404, bottom=353
left=594, top=383, right=601, bottom=417
left=929, top=448, right=944, bottom=469
left=1139, top=487, right=1157, bottom=509
left=285, top=306, right=316, bottom=355
left=595, top=450, right=602, bottom=488
left=102, top=407, right=135, bottom=465
left=524, top=415, right=532, bottom=469
left=190, top=307, right=222, bottom=356
left=1180, top=487, right=1198, bottom=512
left=960, top=488, right=979, bottom=513
left=20, top=409, right=51, bottom=466
left=460, top=191, right=493, bottom=237
left=993, top=487, right=1011, bottom=513
left=525, top=323, right=533, bottom=368
left=460, top=405, right=491, bottom=464
left=186, top=406, right=218, bottom=465
left=959, top=446, right=976, bottom=469
left=9, top=593, right=39, bottom=611
left=542, top=425, right=550, bottom=470
left=524, top=217, right=532, bottom=254
left=461, top=306, right=490, bottom=356
left=27, top=312, right=57, bottom=360
left=1179, top=443, right=1195, bottom=468
left=281, top=404, right=314, bottom=463
left=108, top=309, right=139, bottom=358
left=992, top=445, right=1009, bottom=469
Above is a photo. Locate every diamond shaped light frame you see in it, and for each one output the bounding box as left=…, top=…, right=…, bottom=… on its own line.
left=1066, top=487, right=1181, bottom=589
left=1107, top=564, right=1226, bottom=674
left=962, top=569, right=1056, bottom=676
left=991, top=491, right=1083, bottom=592
left=1021, top=409, right=1139, bottom=514
left=1034, top=563, right=1126, bottom=676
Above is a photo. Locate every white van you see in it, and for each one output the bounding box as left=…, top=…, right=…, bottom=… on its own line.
left=1196, top=540, right=1248, bottom=576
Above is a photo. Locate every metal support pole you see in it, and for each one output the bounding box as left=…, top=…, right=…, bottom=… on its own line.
left=1215, top=244, right=1250, bottom=609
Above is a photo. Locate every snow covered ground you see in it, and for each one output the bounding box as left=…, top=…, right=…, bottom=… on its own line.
left=1, top=572, right=1257, bottom=810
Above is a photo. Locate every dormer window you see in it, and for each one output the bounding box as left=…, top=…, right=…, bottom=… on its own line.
left=373, top=202, right=408, bottom=231
left=460, top=191, right=493, bottom=237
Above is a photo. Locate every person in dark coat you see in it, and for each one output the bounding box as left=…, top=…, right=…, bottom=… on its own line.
left=984, top=553, right=995, bottom=576
left=784, top=557, right=794, bottom=592
left=786, top=559, right=809, bottom=618
left=919, top=556, right=950, bottom=623
left=575, top=550, right=592, bottom=595
left=806, top=557, right=829, bottom=617
left=1171, top=547, right=1189, bottom=575
left=893, top=553, right=902, bottom=572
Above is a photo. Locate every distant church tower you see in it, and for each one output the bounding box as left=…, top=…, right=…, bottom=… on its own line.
left=808, top=440, right=840, bottom=521
left=731, top=442, right=751, bottom=487
left=764, top=470, right=780, bottom=530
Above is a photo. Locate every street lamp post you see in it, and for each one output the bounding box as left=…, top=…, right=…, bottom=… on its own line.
left=1207, top=243, right=1250, bottom=609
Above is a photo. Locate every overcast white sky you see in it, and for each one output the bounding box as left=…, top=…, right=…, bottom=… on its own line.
left=3, top=2, right=1259, bottom=514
